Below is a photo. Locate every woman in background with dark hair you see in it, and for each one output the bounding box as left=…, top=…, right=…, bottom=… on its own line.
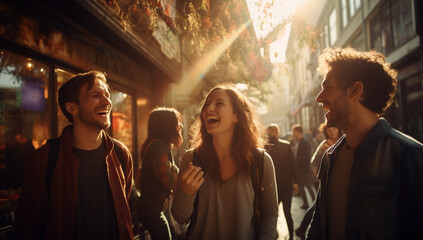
left=310, top=124, right=343, bottom=177
left=137, top=107, right=183, bottom=240
left=171, top=83, right=278, bottom=240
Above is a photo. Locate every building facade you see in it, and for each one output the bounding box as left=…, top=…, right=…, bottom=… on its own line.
left=287, top=0, right=423, bottom=142
left=0, top=0, right=183, bottom=236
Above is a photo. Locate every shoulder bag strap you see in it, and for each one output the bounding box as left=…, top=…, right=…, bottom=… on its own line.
left=251, top=148, right=264, bottom=236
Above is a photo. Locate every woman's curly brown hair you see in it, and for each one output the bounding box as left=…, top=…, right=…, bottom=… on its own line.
left=189, top=83, right=265, bottom=181
left=318, top=47, right=397, bottom=114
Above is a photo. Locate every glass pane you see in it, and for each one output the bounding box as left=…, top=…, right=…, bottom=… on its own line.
left=380, top=2, right=393, bottom=54
left=342, top=0, right=348, bottom=28
left=355, top=0, right=361, bottom=10
left=402, top=0, right=414, bottom=39
left=392, top=0, right=414, bottom=47
left=0, top=49, right=50, bottom=193
left=329, top=9, right=337, bottom=45
left=351, top=32, right=365, bottom=51
left=349, top=0, right=356, bottom=17
left=111, top=91, right=133, bottom=153
left=370, top=15, right=382, bottom=52
left=324, top=25, right=329, bottom=47
left=55, top=68, right=76, bottom=135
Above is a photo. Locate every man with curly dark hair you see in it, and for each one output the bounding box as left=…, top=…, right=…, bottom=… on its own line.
left=308, top=47, right=423, bottom=240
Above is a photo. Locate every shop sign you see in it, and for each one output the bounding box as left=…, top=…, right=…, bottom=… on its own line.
left=152, top=18, right=181, bottom=63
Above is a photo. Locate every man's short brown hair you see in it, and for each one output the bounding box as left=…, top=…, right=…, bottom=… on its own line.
left=58, top=71, right=109, bottom=123
left=318, top=47, right=397, bottom=114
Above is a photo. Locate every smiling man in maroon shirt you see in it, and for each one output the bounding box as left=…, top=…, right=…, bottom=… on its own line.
left=16, top=71, right=134, bottom=240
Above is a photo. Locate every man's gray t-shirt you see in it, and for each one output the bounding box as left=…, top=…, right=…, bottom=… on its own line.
left=73, top=142, right=118, bottom=240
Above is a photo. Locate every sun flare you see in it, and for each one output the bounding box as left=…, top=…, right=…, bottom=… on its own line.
left=247, top=0, right=310, bottom=62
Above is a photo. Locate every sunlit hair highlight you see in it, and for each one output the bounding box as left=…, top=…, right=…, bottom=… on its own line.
left=318, top=47, right=397, bottom=114
left=189, top=83, right=265, bottom=180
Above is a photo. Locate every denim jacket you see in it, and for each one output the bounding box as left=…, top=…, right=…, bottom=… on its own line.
left=308, top=118, right=423, bottom=240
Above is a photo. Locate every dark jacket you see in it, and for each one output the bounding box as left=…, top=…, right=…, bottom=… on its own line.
left=308, top=118, right=423, bottom=240
left=296, top=137, right=312, bottom=173
left=138, top=139, right=178, bottom=212
left=15, top=125, right=134, bottom=240
left=266, top=138, right=295, bottom=191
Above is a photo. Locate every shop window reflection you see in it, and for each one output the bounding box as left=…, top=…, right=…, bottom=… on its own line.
left=111, top=91, right=133, bottom=153
left=0, top=49, right=50, bottom=209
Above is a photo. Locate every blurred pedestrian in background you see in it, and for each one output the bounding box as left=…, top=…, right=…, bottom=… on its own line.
left=266, top=123, right=295, bottom=240
left=295, top=123, right=342, bottom=239
left=292, top=124, right=315, bottom=210
left=305, top=128, right=319, bottom=154
left=310, top=124, right=343, bottom=186
left=136, top=107, right=183, bottom=240
left=172, top=83, right=278, bottom=240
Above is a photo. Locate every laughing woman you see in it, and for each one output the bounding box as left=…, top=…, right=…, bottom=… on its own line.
left=171, top=83, right=278, bottom=240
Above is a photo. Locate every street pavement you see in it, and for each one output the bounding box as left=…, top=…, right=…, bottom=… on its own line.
left=276, top=195, right=310, bottom=240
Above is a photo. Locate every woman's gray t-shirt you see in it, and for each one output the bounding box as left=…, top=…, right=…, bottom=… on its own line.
left=172, top=150, right=278, bottom=240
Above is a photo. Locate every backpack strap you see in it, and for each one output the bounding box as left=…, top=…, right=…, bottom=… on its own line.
left=46, top=138, right=60, bottom=196
left=251, top=148, right=265, bottom=235
left=192, top=150, right=208, bottom=173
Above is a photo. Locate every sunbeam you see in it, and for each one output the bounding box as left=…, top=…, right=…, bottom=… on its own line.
left=182, top=20, right=251, bottom=95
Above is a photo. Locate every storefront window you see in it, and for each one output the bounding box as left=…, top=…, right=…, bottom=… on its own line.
left=0, top=49, right=50, bottom=192
left=111, top=90, right=133, bottom=153
left=55, top=68, right=75, bottom=134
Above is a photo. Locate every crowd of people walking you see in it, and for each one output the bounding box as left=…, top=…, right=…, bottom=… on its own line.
left=13, top=47, right=423, bottom=240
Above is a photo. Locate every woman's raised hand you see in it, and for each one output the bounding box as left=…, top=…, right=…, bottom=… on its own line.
left=179, top=162, right=205, bottom=195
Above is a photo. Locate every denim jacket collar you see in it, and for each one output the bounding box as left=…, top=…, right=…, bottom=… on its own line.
left=327, top=118, right=391, bottom=158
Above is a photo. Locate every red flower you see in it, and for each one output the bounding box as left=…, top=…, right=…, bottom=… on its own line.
left=165, top=5, right=170, bottom=16
left=202, top=17, right=211, bottom=29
